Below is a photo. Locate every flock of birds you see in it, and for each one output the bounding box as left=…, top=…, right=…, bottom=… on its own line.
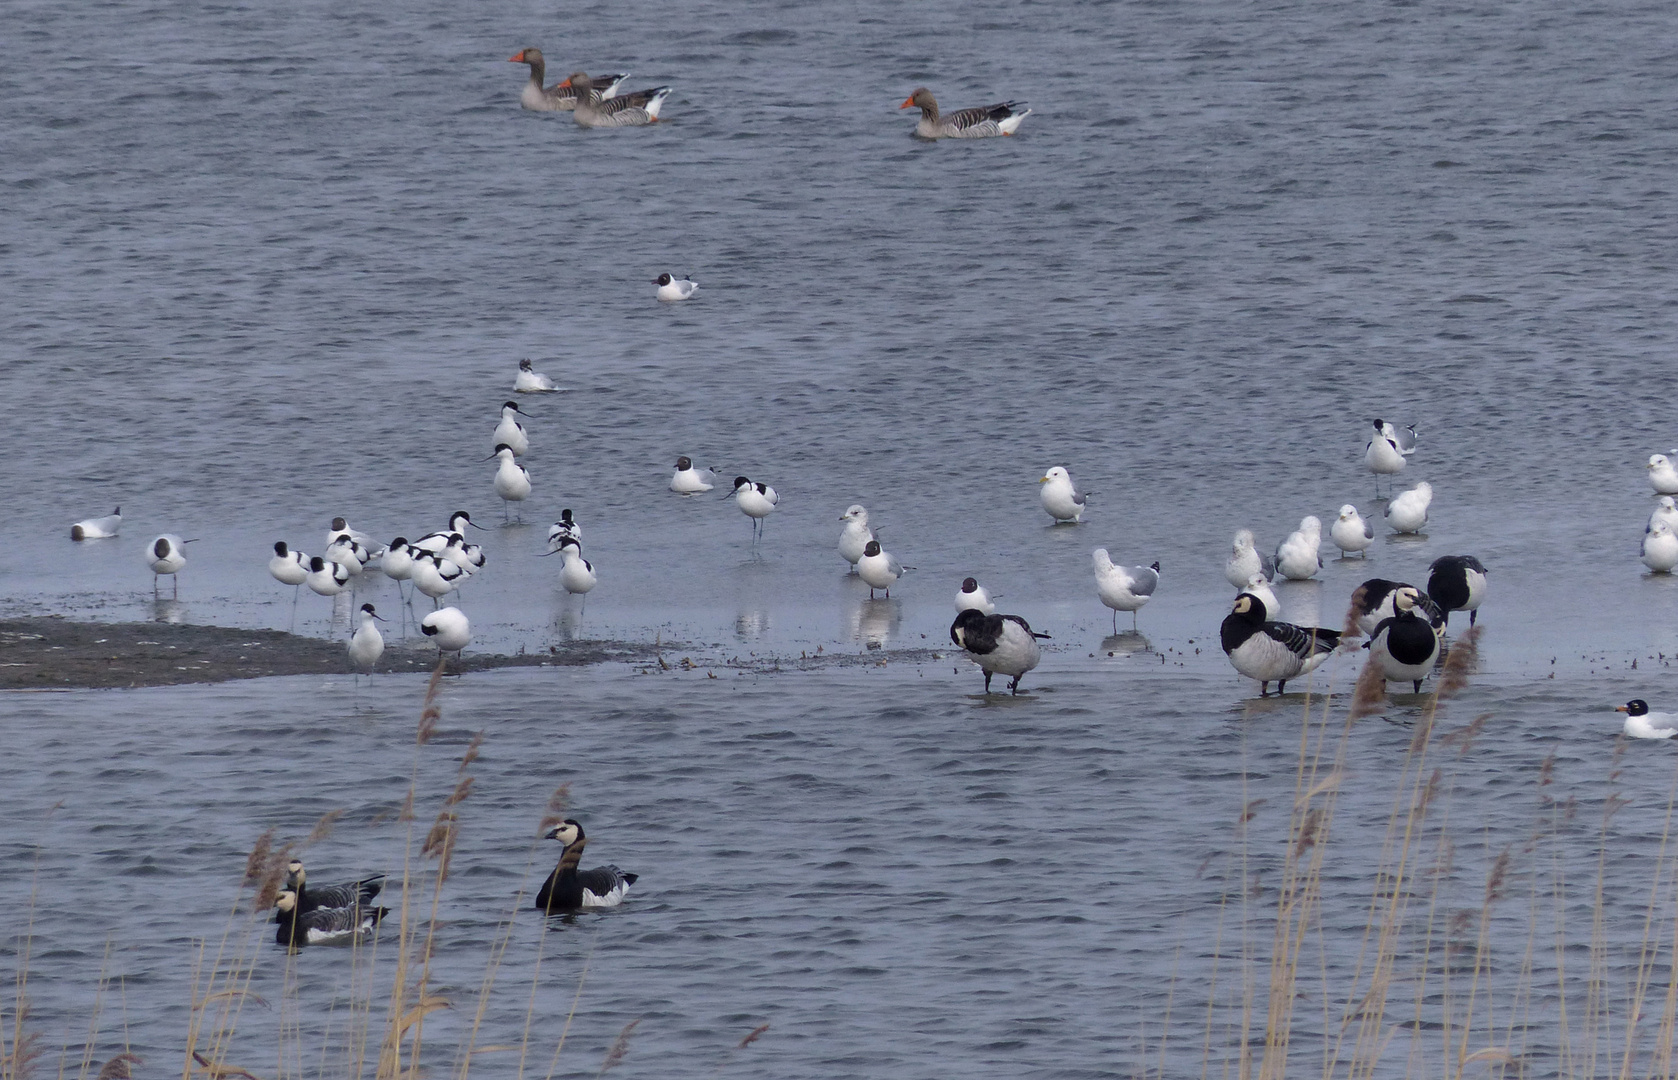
left=272, top=818, right=637, bottom=947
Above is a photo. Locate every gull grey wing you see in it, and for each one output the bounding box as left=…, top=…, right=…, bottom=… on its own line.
left=1259, top=551, right=1276, bottom=578
left=1127, top=566, right=1160, bottom=596
left=1394, top=426, right=1418, bottom=454
left=1362, top=521, right=1375, bottom=540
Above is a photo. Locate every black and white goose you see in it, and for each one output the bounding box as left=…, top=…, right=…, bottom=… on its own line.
left=949, top=608, right=1049, bottom=694
left=273, top=890, right=387, bottom=948
left=284, top=859, right=385, bottom=915
left=1219, top=593, right=1341, bottom=696
left=1348, top=578, right=1445, bottom=637
left=1364, top=586, right=1440, bottom=693
left=1427, top=555, right=1487, bottom=627
left=536, top=820, right=638, bottom=914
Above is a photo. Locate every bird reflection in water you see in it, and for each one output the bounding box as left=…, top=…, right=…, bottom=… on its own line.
left=1100, top=631, right=1152, bottom=657
left=848, top=596, right=899, bottom=647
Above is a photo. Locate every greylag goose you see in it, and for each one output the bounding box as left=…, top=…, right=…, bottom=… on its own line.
left=508, top=49, right=626, bottom=111
left=536, top=820, right=637, bottom=912
left=900, top=87, right=1029, bottom=139
left=564, top=72, right=670, bottom=128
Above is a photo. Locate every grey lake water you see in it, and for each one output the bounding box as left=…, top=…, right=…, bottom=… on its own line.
left=5, top=0, right=1678, bottom=1074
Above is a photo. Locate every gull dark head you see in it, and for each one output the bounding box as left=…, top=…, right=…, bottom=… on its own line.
left=654, top=273, right=674, bottom=286
left=519, top=358, right=533, bottom=371
left=675, top=456, right=692, bottom=470
left=544, top=819, right=584, bottom=845
left=331, top=517, right=348, bottom=531
left=1619, top=699, right=1650, bottom=716
left=960, top=577, right=979, bottom=593
left=863, top=540, right=882, bottom=557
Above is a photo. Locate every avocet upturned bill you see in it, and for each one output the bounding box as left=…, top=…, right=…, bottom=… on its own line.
left=838, top=505, right=873, bottom=570
left=728, top=476, right=778, bottom=541
left=670, top=457, right=716, bottom=494
left=146, top=535, right=196, bottom=597
left=71, top=507, right=121, bottom=540
left=1039, top=466, right=1087, bottom=523
left=269, top=542, right=309, bottom=593
left=515, top=358, right=560, bottom=393
left=414, top=511, right=483, bottom=553
left=1092, top=550, right=1160, bottom=631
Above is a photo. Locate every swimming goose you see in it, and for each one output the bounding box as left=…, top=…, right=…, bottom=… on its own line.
left=955, top=577, right=995, bottom=614
left=1348, top=578, right=1445, bottom=637
left=950, top=608, right=1048, bottom=694
left=284, top=859, right=385, bottom=914
left=147, top=535, right=196, bottom=597
left=670, top=457, right=716, bottom=494
left=900, top=87, right=1029, bottom=139
left=1219, top=593, right=1341, bottom=696
left=536, top=820, right=638, bottom=913
left=509, top=49, right=626, bottom=111
left=1274, top=516, right=1323, bottom=580
left=564, top=72, right=670, bottom=128
left=1039, top=466, right=1087, bottom=523
left=1330, top=505, right=1374, bottom=557
left=71, top=507, right=121, bottom=540
left=1092, top=550, right=1159, bottom=631
left=858, top=539, right=907, bottom=598
left=273, top=890, right=387, bottom=947
left=1427, top=555, right=1487, bottom=626
left=1225, top=529, right=1276, bottom=590
left=515, top=358, right=560, bottom=393
left=1364, top=586, right=1440, bottom=693
left=494, top=401, right=531, bottom=457
left=1617, top=700, right=1678, bottom=740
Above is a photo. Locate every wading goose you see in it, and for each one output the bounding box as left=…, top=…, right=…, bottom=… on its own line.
left=1426, top=555, right=1487, bottom=626
left=273, top=890, right=387, bottom=947
left=1219, top=593, right=1340, bottom=697
left=1092, top=550, right=1159, bottom=631
left=950, top=608, right=1049, bottom=694
left=509, top=49, right=626, bottom=111
left=536, top=820, right=637, bottom=913
left=284, top=859, right=385, bottom=914
left=1617, top=700, right=1678, bottom=740
left=1348, top=578, right=1445, bottom=637
left=564, top=72, right=670, bottom=128
left=900, top=87, right=1029, bottom=139
left=1364, top=586, right=1440, bottom=693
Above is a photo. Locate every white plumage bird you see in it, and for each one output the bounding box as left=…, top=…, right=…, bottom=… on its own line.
left=1330, top=505, right=1374, bottom=557
left=1385, top=482, right=1433, bottom=534
left=71, top=507, right=122, bottom=540
left=1092, top=549, right=1159, bottom=631
left=1274, top=517, right=1323, bottom=580
left=1038, top=466, right=1088, bottom=523
left=515, top=358, right=560, bottom=393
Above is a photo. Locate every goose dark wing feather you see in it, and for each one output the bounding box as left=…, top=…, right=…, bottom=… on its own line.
left=305, top=876, right=385, bottom=911
left=578, top=866, right=636, bottom=897
left=1262, top=621, right=1340, bottom=659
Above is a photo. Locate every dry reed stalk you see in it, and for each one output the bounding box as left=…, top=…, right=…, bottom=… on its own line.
left=537, top=947, right=592, bottom=1080
left=594, top=1019, right=639, bottom=1077
left=305, top=810, right=344, bottom=846
left=537, top=786, right=571, bottom=837
left=1346, top=655, right=1386, bottom=721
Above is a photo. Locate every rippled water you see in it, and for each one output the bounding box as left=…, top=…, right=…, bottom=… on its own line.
left=6, top=0, right=1678, bottom=1072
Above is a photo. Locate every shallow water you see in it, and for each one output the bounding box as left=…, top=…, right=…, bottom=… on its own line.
left=5, top=0, right=1678, bottom=1072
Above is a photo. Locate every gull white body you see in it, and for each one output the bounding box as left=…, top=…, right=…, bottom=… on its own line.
left=1650, top=454, right=1678, bottom=495
left=1330, top=505, right=1374, bottom=556
left=1274, top=517, right=1323, bottom=581
left=147, top=535, right=192, bottom=594
left=955, top=577, right=994, bottom=614
left=515, top=358, right=559, bottom=393
left=1039, top=466, right=1086, bottom=523
left=670, top=457, right=715, bottom=494
left=838, top=505, right=873, bottom=569
left=269, top=542, right=309, bottom=587
left=1243, top=573, right=1280, bottom=618
left=1643, top=522, right=1678, bottom=572
left=1093, top=549, right=1160, bottom=631
left=1619, top=700, right=1678, bottom=739
left=71, top=507, right=122, bottom=540
left=348, top=604, right=385, bottom=673
left=1385, top=482, right=1433, bottom=534
left=857, top=540, right=906, bottom=597
left=494, top=402, right=531, bottom=457
left=420, top=607, right=471, bottom=653
left=306, top=556, right=350, bottom=596
left=1650, top=497, right=1678, bottom=535
left=1225, top=529, right=1274, bottom=590
left=654, top=273, right=698, bottom=301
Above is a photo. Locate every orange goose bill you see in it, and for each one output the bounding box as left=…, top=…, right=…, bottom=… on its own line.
left=900, top=86, right=1029, bottom=139
left=508, top=49, right=627, bottom=111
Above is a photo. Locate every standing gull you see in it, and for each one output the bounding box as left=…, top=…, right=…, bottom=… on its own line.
left=1039, top=467, right=1088, bottom=523
left=838, top=505, right=873, bottom=570
left=1092, top=550, right=1160, bottom=631
left=1650, top=454, right=1678, bottom=496
left=1330, top=505, right=1374, bottom=557
left=1385, top=482, right=1432, bottom=535
left=1274, top=517, right=1323, bottom=580
left=1225, top=529, right=1276, bottom=590
left=1644, top=521, right=1678, bottom=573
left=146, top=535, right=195, bottom=597
left=858, top=540, right=908, bottom=598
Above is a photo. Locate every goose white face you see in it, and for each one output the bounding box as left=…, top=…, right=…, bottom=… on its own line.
left=1232, top=595, right=1254, bottom=615
left=1394, top=587, right=1420, bottom=612
left=275, top=891, right=297, bottom=913
left=287, top=859, right=305, bottom=882
left=546, top=821, right=582, bottom=846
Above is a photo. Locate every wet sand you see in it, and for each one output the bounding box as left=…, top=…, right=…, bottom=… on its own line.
left=0, top=617, right=944, bottom=689
left=0, top=617, right=658, bottom=689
